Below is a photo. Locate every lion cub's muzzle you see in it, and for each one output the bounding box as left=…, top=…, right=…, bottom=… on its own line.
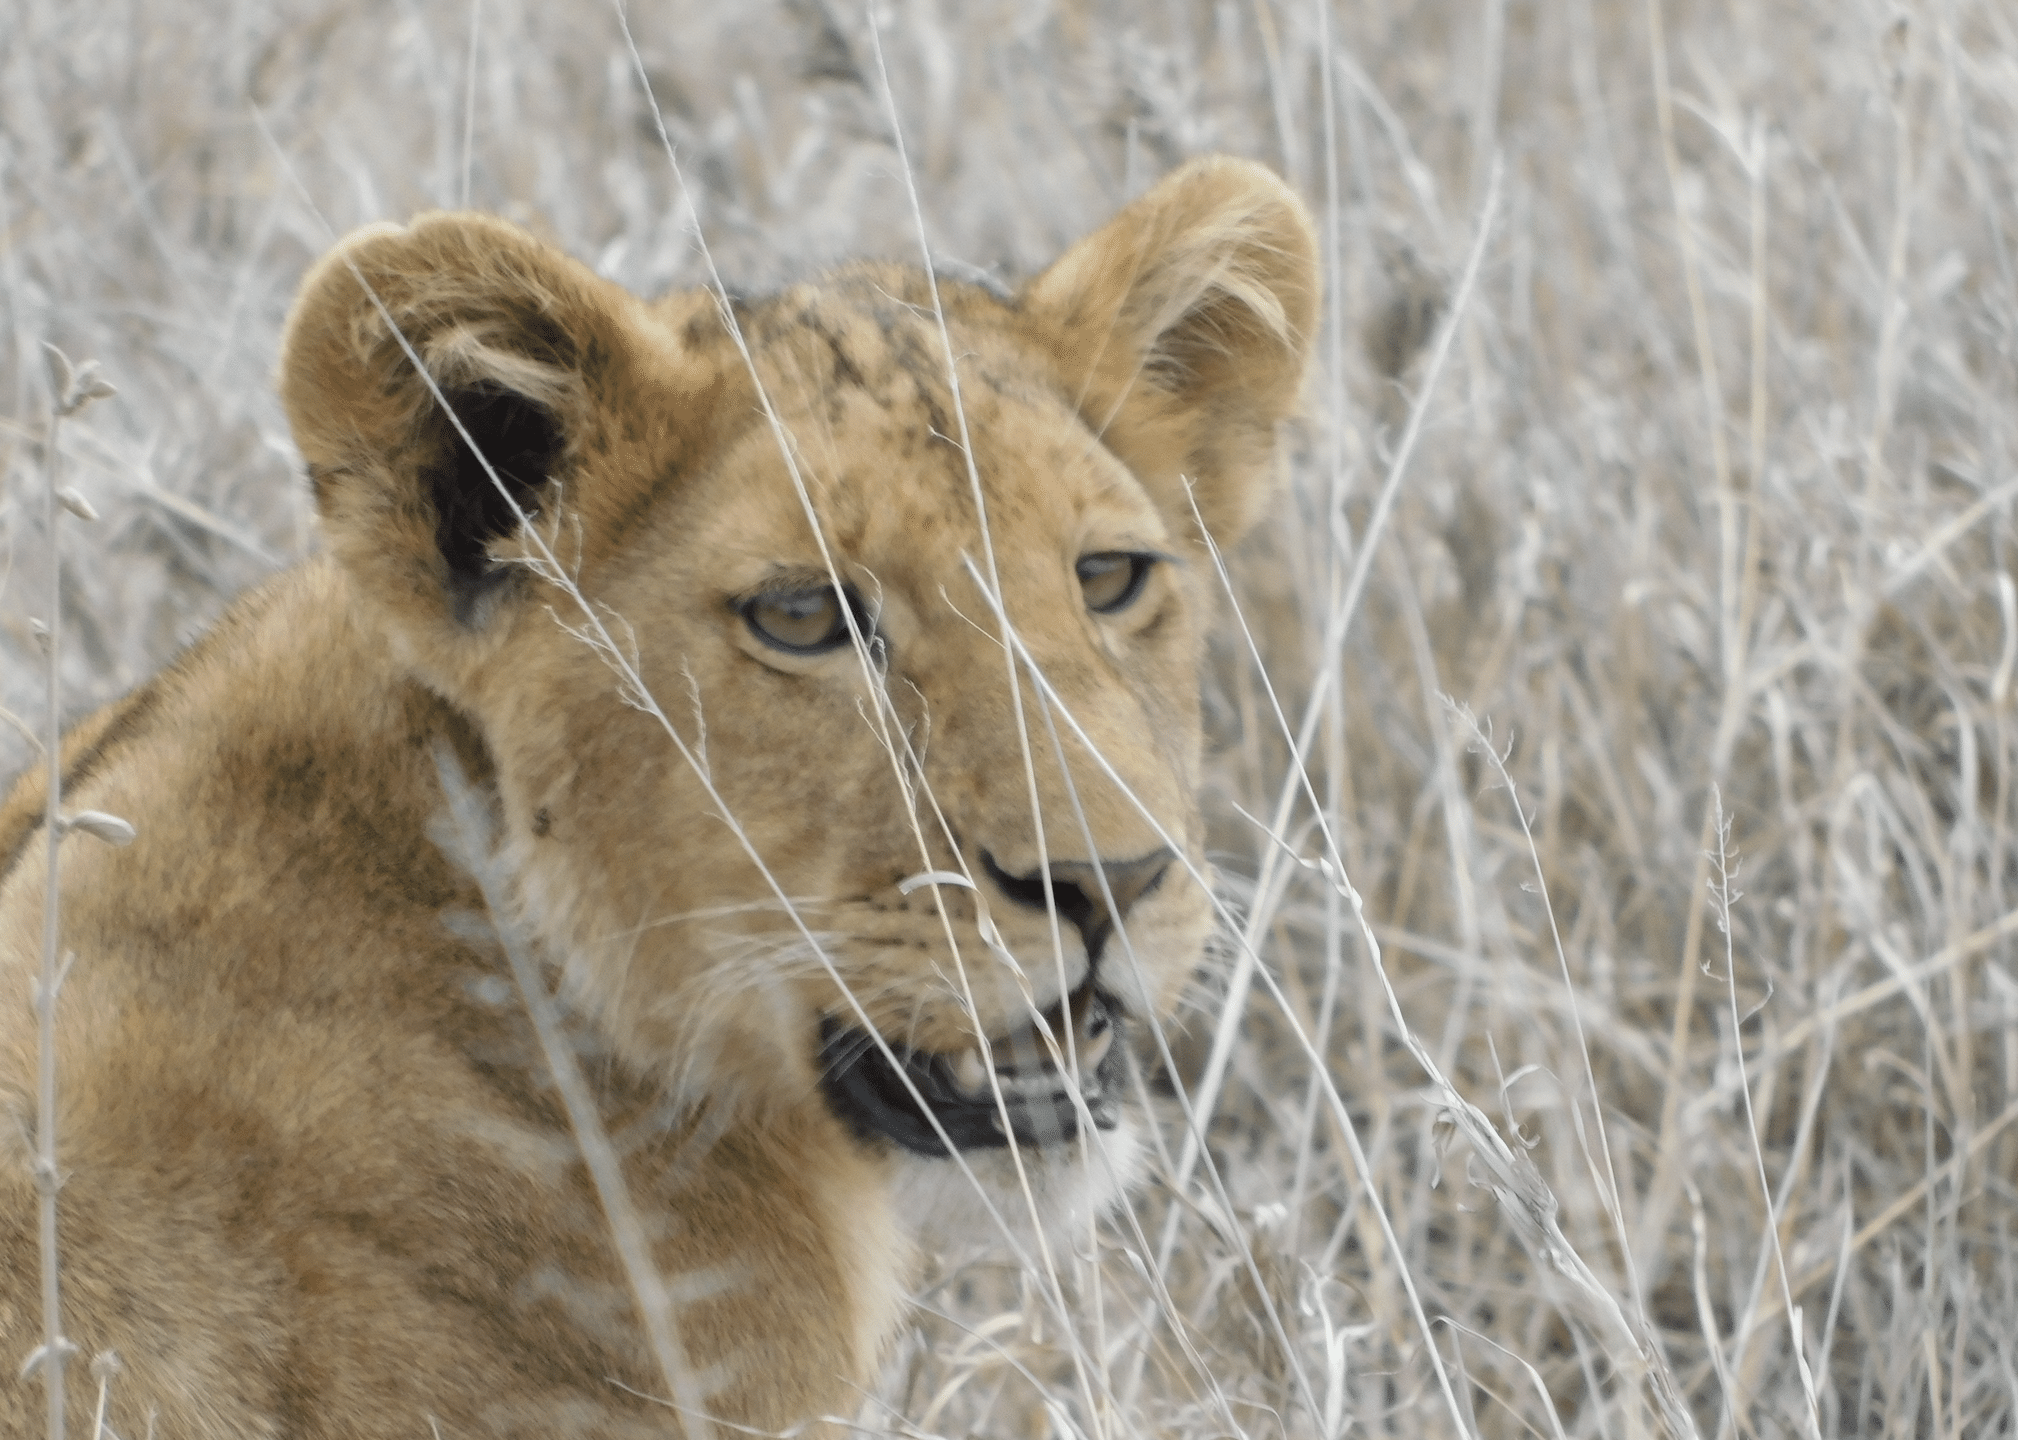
left=819, top=980, right=1125, bottom=1157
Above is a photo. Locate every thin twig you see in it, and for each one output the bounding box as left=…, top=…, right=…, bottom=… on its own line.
left=30, top=346, right=117, bottom=1440
left=36, top=352, right=72, bottom=1440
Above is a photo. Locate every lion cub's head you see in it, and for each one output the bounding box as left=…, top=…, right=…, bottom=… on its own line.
left=281, top=158, right=1315, bottom=1240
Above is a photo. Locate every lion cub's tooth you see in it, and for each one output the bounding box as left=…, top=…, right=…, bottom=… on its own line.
left=1074, top=1023, right=1114, bottom=1074
left=951, top=1047, right=990, bottom=1097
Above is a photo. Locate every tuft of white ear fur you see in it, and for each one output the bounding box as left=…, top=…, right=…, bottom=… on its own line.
left=418, top=321, right=581, bottom=414
left=1023, top=156, right=1319, bottom=548
left=1121, top=204, right=1304, bottom=374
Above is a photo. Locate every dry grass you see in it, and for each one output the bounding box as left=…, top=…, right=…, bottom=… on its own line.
left=6, top=0, right=2017, bottom=1435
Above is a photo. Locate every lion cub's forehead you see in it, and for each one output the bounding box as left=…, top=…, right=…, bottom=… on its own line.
left=698, top=268, right=1166, bottom=577
left=737, top=267, right=1057, bottom=427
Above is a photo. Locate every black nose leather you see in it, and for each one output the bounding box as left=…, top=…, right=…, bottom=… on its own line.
left=979, top=848, right=1174, bottom=961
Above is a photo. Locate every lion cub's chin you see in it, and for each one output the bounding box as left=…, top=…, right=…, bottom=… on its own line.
left=887, top=1113, right=1148, bottom=1261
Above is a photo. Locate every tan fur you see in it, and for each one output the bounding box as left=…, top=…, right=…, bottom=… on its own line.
left=0, top=157, right=1315, bottom=1437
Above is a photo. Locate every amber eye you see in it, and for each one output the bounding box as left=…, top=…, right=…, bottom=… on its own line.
left=1075, top=552, right=1155, bottom=614
left=740, top=586, right=872, bottom=656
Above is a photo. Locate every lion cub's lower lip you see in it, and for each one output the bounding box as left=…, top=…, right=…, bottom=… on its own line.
left=818, top=984, right=1124, bottom=1158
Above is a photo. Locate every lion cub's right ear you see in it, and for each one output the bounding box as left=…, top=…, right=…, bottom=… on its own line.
left=1022, top=157, right=1318, bottom=550
left=280, top=213, right=677, bottom=660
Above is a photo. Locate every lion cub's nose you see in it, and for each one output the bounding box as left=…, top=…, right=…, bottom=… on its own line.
left=980, top=848, right=1175, bottom=962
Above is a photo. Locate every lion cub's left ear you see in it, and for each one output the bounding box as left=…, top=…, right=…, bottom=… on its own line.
left=281, top=213, right=678, bottom=662
left=1022, top=157, right=1318, bottom=548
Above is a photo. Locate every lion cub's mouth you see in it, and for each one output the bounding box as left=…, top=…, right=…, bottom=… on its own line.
left=818, top=982, right=1125, bottom=1157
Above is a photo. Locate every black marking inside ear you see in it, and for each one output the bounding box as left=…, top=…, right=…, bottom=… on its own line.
left=428, top=385, right=563, bottom=617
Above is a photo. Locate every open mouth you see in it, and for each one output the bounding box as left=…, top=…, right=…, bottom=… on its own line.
left=818, top=983, right=1126, bottom=1157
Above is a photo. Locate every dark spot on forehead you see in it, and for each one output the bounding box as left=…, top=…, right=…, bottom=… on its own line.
left=807, top=316, right=868, bottom=392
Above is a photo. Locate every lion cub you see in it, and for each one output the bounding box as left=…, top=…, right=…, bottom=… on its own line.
left=0, top=157, right=1315, bottom=1436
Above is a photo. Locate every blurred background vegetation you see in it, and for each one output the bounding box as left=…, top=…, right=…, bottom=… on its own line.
left=5, top=1, right=2016, bottom=1434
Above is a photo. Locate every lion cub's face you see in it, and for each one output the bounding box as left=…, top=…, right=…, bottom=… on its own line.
left=282, top=160, right=1315, bottom=1230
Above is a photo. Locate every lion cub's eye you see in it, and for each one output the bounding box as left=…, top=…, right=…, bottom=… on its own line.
left=1075, top=552, right=1156, bottom=615
left=741, top=585, right=872, bottom=656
